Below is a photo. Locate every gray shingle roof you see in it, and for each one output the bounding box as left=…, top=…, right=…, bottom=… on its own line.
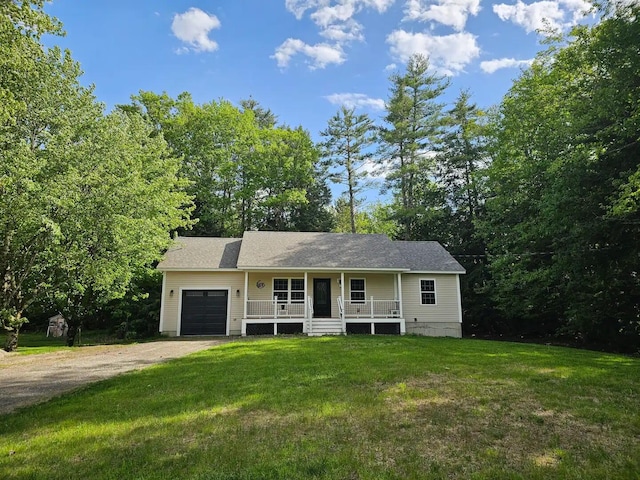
left=394, top=241, right=465, bottom=273
left=157, top=232, right=465, bottom=273
left=157, top=237, right=241, bottom=270
left=236, top=231, right=407, bottom=270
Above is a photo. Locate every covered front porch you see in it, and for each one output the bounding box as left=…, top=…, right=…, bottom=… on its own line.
left=240, top=271, right=406, bottom=336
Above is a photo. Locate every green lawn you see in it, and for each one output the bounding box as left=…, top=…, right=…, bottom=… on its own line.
left=10, top=331, right=149, bottom=355
left=1, top=336, right=639, bottom=479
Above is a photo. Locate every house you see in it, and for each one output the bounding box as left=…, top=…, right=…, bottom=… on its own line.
left=157, top=231, right=465, bottom=337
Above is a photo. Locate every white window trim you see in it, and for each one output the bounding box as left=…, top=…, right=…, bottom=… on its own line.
left=349, top=277, right=366, bottom=303
left=419, top=278, right=437, bottom=306
left=273, top=277, right=305, bottom=304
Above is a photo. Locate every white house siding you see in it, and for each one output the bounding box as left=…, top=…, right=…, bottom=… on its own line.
left=161, top=271, right=462, bottom=337
left=161, top=271, right=245, bottom=336
left=402, top=273, right=462, bottom=338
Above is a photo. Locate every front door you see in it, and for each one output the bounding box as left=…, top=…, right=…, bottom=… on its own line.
left=313, top=278, right=332, bottom=317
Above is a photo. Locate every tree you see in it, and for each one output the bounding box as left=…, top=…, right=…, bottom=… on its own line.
left=240, top=97, right=277, bottom=129
left=252, top=126, right=318, bottom=231
left=437, top=91, right=487, bottom=238
left=127, top=92, right=330, bottom=236
left=0, top=0, right=62, bottom=126
left=0, top=2, right=64, bottom=344
left=1, top=40, right=101, bottom=349
left=320, top=106, right=376, bottom=233
left=332, top=198, right=398, bottom=236
left=1, top=13, right=193, bottom=349
left=379, top=54, right=449, bottom=239
left=434, top=91, right=493, bottom=334
left=48, top=111, right=193, bottom=345
left=480, top=2, right=640, bottom=348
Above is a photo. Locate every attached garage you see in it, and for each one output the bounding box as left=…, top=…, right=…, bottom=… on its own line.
left=180, top=289, right=229, bottom=335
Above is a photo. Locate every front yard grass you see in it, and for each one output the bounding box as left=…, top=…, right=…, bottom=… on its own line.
left=9, top=331, right=152, bottom=355
left=1, top=336, right=639, bottom=479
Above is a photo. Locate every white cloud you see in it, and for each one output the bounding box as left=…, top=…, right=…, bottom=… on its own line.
left=320, top=19, right=364, bottom=42
left=404, top=0, right=481, bottom=31
left=171, top=8, right=221, bottom=52
left=493, top=0, right=591, bottom=34
left=279, top=1, right=398, bottom=69
left=384, top=63, right=398, bottom=71
left=286, top=0, right=396, bottom=19
left=480, top=57, right=534, bottom=73
left=386, top=29, right=480, bottom=75
left=272, top=38, right=346, bottom=69
left=285, top=0, right=328, bottom=19
left=325, top=93, right=386, bottom=110
left=361, top=0, right=397, bottom=12
left=311, top=3, right=358, bottom=26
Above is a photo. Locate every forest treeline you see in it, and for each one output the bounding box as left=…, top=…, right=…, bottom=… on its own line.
left=1, top=1, right=638, bottom=351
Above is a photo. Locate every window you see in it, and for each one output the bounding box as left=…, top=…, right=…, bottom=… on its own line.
left=350, top=278, right=365, bottom=303
left=273, top=278, right=305, bottom=303
left=420, top=279, right=436, bottom=305
left=273, top=279, right=288, bottom=303
left=291, top=279, right=305, bottom=303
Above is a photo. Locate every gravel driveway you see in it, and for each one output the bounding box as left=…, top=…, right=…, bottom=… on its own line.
left=0, top=339, right=229, bottom=415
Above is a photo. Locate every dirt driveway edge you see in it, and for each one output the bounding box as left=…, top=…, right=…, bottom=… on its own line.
left=0, top=339, right=230, bottom=415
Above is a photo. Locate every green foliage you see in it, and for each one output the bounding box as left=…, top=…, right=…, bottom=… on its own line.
left=379, top=54, right=449, bottom=240
left=1, top=337, right=639, bottom=478
left=0, top=0, right=63, bottom=126
left=480, top=3, right=640, bottom=348
left=240, top=96, right=278, bottom=129
left=127, top=92, right=331, bottom=236
left=320, top=106, right=376, bottom=233
left=1, top=8, right=193, bottom=349
left=331, top=198, right=398, bottom=236
left=431, top=90, right=494, bottom=334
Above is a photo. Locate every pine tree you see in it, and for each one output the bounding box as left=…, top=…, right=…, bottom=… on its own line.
left=379, top=54, right=449, bottom=239
left=320, top=106, right=375, bottom=233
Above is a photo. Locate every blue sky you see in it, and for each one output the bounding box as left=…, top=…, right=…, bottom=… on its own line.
left=43, top=0, right=596, bottom=137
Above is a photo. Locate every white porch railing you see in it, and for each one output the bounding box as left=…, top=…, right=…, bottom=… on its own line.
left=246, top=297, right=401, bottom=320
left=343, top=297, right=401, bottom=318
left=246, top=297, right=305, bottom=318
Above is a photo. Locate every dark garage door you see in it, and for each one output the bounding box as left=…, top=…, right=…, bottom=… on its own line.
left=181, top=290, right=228, bottom=335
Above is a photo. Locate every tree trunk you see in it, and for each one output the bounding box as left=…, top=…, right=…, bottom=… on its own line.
left=66, top=325, right=78, bottom=347
left=4, top=331, right=18, bottom=352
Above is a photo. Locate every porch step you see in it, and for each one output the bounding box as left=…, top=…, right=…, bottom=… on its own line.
left=309, top=319, right=344, bottom=336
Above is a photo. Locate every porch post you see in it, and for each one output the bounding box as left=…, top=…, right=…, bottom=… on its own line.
left=304, top=271, right=308, bottom=319
left=397, top=273, right=404, bottom=319
left=340, top=272, right=346, bottom=333
left=243, top=271, right=248, bottom=319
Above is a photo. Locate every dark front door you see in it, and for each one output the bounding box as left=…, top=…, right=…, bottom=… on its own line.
left=313, top=278, right=332, bottom=318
